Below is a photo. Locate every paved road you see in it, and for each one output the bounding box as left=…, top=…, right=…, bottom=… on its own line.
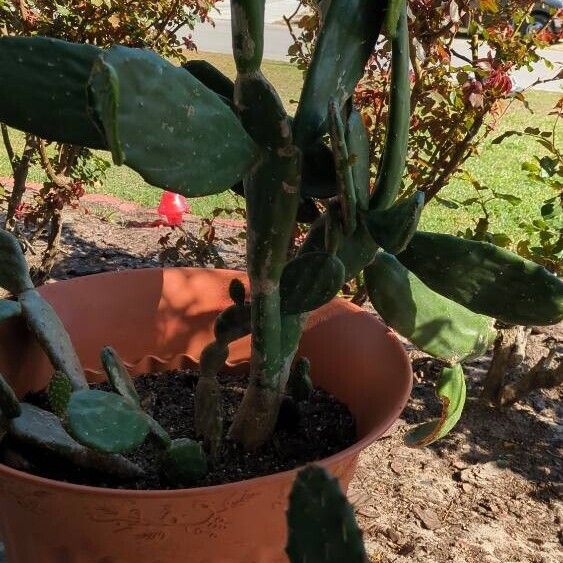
left=188, top=18, right=562, bottom=92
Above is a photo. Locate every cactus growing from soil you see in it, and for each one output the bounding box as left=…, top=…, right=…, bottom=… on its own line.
left=0, top=0, right=561, bottom=479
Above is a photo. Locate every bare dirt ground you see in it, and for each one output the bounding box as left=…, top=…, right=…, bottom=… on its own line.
left=4, top=201, right=563, bottom=563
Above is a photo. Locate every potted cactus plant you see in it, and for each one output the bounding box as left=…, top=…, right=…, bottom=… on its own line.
left=0, top=0, right=561, bottom=561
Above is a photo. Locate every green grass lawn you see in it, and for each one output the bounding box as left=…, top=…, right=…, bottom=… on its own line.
left=0, top=51, right=560, bottom=239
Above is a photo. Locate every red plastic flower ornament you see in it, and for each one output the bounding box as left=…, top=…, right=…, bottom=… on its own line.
left=158, top=191, right=190, bottom=226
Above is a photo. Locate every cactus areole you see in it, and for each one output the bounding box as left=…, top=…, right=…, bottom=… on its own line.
left=0, top=0, right=562, bottom=485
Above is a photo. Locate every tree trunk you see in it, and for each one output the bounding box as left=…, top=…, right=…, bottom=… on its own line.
left=480, top=325, right=529, bottom=405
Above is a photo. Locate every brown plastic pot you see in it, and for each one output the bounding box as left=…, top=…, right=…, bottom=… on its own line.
left=0, top=268, right=412, bottom=563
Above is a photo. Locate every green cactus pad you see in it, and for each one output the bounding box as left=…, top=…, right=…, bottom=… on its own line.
left=398, top=232, right=563, bottom=325
left=162, top=438, right=208, bottom=486
left=0, top=37, right=106, bottom=148
left=301, top=141, right=338, bottom=199
left=288, top=358, right=313, bottom=403
left=229, top=278, right=247, bottom=307
left=370, top=3, right=410, bottom=211
left=365, top=252, right=496, bottom=363
left=385, top=0, right=405, bottom=38
left=47, top=372, right=72, bottom=418
left=10, top=403, right=143, bottom=478
left=405, top=364, right=466, bottom=446
left=328, top=98, right=357, bottom=236
left=286, top=465, right=368, bottom=563
left=345, top=108, right=371, bottom=211
left=100, top=346, right=140, bottom=406
left=0, top=373, right=21, bottom=419
left=293, top=0, right=386, bottom=146
left=19, top=289, right=88, bottom=390
left=280, top=252, right=345, bottom=314
left=88, top=46, right=257, bottom=197
left=231, top=0, right=265, bottom=73
left=365, top=191, right=424, bottom=254
left=0, top=229, right=34, bottom=295
left=301, top=212, right=378, bottom=282
left=67, top=390, right=150, bottom=453
left=0, top=299, right=22, bottom=323
left=214, top=303, right=251, bottom=343
left=182, top=60, right=234, bottom=103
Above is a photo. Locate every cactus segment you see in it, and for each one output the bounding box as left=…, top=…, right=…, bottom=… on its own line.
left=10, top=403, right=144, bottom=478
left=100, top=346, right=140, bottom=406
left=328, top=98, right=357, bottom=236
left=182, top=60, right=235, bottom=103
left=293, top=0, right=386, bottom=146
left=162, top=438, right=208, bottom=486
left=18, top=289, right=88, bottom=390
left=88, top=46, right=258, bottom=197
left=47, top=372, right=72, bottom=418
left=0, top=37, right=106, bottom=148
left=365, top=191, right=424, bottom=254
left=301, top=141, right=338, bottom=199
left=398, top=232, right=563, bottom=325
left=345, top=108, right=371, bottom=211
left=280, top=252, right=345, bottom=314
left=230, top=0, right=265, bottom=73
left=286, top=465, right=368, bottom=563
left=146, top=416, right=172, bottom=448
left=0, top=373, right=21, bottom=419
left=288, top=358, right=313, bottom=403
left=405, top=364, right=466, bottom=446
left=214, top=303, right=252, bottom=343
left=385, top=0, right=405, bottom=38
left=0, top=229, right=34, bottom=295
left=365, top=252, right=496, bottom=363
left=324, top=202, right=344, bottom=255
left=370, top=2, right=410, bottom=210
left=66, top=390, right=150, bottom=453
left=0, top=299, right=22, bottom=323
left=300, top=210, right=378, bottom=282
left=229, top=278, right=247, bottom=307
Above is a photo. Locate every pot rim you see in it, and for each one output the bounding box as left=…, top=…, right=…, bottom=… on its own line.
left=0, top=268, right=413, bottom=498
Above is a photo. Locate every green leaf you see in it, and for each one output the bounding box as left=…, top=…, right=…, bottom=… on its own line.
left=365, top=253, right=496, bottom=363
left=293, top=0, right=386, bottom=146
left=494, top=192, right=521, bottom=206
left=0, top=37, right=106, bottom=148
left=67, top=389, right=150, bottom=453
left=286, top=465, right=368, bottom=563
left=398, top=232, right=563, bottom=325
left=405, top=364, right=466, bottom=446
left=88, top=46, right=258, bottom=196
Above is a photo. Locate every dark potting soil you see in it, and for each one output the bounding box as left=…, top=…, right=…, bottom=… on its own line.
left=10, top=370, right=356, bottom=490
